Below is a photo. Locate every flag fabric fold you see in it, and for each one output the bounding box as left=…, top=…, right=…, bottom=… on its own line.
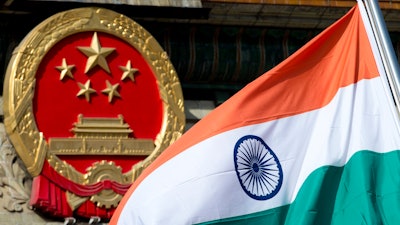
left=110, top=1, right=400, bottom=224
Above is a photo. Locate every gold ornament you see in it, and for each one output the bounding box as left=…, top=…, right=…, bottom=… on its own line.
left=77, top=80, right=96, bottom=102
left=102, top=80, right=121, bottom=103
left=120, top=60, right=138, bottom=82
left=78, top=32, right=115, bottom=74
left=56, top=58, right=75, bottom=80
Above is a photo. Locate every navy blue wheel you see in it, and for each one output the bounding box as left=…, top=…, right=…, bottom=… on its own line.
left=234, top=135, right=283, bottom=200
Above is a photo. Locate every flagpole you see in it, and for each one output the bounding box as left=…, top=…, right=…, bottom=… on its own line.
left=361, top=0, right=400, bottom=113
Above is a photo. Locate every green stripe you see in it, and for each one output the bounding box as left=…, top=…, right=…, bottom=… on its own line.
left=197, top=150, right=400, bottom=225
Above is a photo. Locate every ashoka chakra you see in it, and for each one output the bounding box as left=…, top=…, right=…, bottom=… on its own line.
left=234, top=135, right=283, bottom=200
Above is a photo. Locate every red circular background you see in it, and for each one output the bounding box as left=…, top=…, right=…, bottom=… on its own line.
left=33, top=31, right=163, bottom=172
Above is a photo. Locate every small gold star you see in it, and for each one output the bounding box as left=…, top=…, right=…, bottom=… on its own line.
left=56, top=58, right=75, bottom=80
left=77, top=32, right=115, bottom=74
left=120, top=60, right=139, bottom=82
left=102, top=80, right=121, bottom=103
left=77, top=80, right=96, bottom=102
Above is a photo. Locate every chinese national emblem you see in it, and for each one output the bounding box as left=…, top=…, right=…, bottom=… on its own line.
left=3, top=8, right=185, bottom=220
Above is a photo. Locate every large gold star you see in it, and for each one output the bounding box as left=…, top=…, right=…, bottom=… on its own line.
left=102, top=80, right=121, bottom=103
left=77, top=80, right=96, bottom=102
left=56, top=58, right=75, bottom=80
left=77, top=32, right=115, bottom=74
left=120, top=60, right=139, bottom=82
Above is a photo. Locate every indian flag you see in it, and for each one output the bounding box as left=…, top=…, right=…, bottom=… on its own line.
left=110, top=1, right=400, bottom=224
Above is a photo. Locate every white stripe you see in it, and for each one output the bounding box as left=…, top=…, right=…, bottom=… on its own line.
left=117, top=76, right=400, bottom=225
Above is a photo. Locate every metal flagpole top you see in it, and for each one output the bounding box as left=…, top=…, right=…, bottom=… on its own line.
left=361, top=0, right=400, bottom=111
